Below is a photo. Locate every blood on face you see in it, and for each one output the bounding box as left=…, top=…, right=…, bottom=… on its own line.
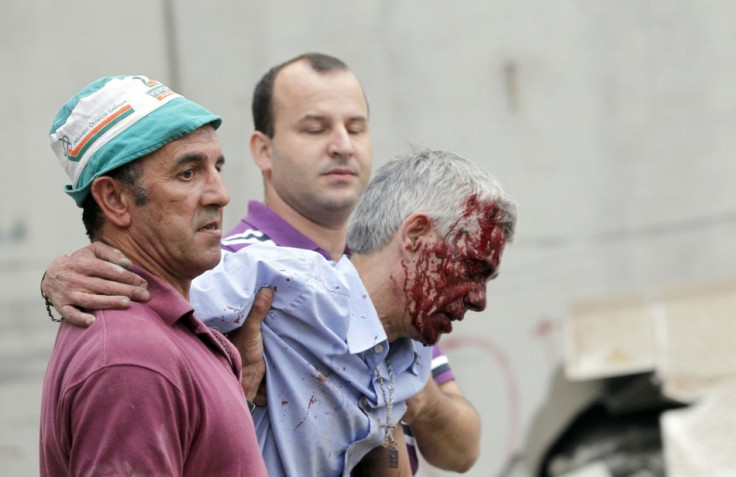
left=399, top=195, right=506, bottom=344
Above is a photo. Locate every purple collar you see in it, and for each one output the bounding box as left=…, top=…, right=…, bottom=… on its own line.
left=224, top=201, right=351, bottom=261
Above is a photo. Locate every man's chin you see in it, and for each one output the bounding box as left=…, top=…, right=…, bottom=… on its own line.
left=421, top=335, right=441, bottom=346
left=319, top=198, right=360, bottom=214
left=198, top=247, right=223, bottom=272
left=420, top=322, right=451, bottom=345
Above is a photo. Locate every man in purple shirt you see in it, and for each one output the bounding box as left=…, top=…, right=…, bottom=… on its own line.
left=40, top=76, right=267, bottom=476
left=41, top=53, right=481, bottom=473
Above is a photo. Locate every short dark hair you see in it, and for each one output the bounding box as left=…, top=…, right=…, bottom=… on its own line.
left=81, top=161, right=148, bottom=241
left=252, top=53, right=350, bottom=137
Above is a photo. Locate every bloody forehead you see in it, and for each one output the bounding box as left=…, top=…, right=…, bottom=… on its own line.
left=446, top=195, right=505, bottom=258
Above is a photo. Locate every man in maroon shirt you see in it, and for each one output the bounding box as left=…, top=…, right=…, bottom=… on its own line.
left=40, top=75, right=267, bottom=476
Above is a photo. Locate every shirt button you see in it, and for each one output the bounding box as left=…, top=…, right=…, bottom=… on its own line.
left=373, top=344, right=384, bottom=354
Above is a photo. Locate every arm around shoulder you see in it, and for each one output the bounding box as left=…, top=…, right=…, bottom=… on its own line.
left=41, top=242, right=149, bottom=326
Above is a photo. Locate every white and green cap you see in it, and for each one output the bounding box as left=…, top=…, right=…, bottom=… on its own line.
left=49, top=75, right=222, bottom=207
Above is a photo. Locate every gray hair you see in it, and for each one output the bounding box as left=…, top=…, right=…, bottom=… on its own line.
left=347, top=148, right=517, bottom=254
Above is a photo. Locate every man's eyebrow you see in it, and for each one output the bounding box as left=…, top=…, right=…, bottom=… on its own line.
left=470, top=258, right=498, bottom=279
left=298, top=114, right=368, bottom=123
left=481, top=261, right=497, bottom=277
left=298, top=114, right=328, bottom=123
left=171, top=153, right=225, bottom=170
left=175, top=152, right=205, bottom=166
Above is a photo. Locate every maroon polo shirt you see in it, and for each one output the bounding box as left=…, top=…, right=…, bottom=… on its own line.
left=40, top=266, right=267, bottom=477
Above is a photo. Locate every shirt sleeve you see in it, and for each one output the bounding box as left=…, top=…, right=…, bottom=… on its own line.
left=190, top=248, right=265, bottom=333
left=191, top=244, right=353, bottom=335
left=431, top=343, right=456, bottom=385
left=63, top=365, right=191, bottom=476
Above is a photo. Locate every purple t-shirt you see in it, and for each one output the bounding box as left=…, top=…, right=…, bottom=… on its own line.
left=222, top=201, right=457, bottom=474
left=40, top=266, right=267, bottom=477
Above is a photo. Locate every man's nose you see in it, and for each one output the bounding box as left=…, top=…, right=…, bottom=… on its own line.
left=464, top=284, right=487, bottom=312
left=327, top=126, right=354, bottom=159
left=204, top=167, right=230, bottom=207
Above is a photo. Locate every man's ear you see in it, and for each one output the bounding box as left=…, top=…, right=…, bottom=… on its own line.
left=89, top=177, right=132, bottom=228
left=399, top=212, right=434, bottom=252
left=250, top=131, right=273, bottom=175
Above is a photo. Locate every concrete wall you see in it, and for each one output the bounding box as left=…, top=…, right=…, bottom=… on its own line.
left=2, top=1, right=735, bottom=475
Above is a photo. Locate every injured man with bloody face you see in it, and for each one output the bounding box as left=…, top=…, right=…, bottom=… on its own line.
left=190, top=148, right=517, bottom=477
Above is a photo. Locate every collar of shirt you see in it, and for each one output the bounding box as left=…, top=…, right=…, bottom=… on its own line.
left=335, top=255, right=429, bottom=377
left=130, top=265, right=194, bottom=325
left=224, top=201, right=352, bottom=260
left=130, top=264, right=241, bottom=377
left=336, top=254, right=389, bottom=356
